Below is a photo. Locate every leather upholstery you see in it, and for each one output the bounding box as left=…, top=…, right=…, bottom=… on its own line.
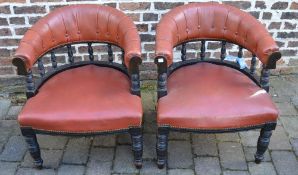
left=157, top=63, right=278, bottom=130
left=155, top=2, right=279, bottom=66
left=18, top=65, right=142, bottom=133
left=14, top=5, right=141, bottom=70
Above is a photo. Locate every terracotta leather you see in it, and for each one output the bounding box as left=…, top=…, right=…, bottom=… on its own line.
left=18, top=65, right=142, bottom=132
left=157, top=63, right=278, bottom=129
left=14, top=4, right=141, bottom=69
left=155, top=2, right=279, bottom=66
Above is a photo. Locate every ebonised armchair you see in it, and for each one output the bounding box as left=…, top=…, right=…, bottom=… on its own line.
left=13, top=5, right=143, bottom=169
left=154, top=2, right=281, bottom=169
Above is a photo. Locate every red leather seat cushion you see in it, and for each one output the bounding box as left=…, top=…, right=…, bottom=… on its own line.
left=18, top=65, right=142, bottom=133
left=158, top=62, right=278, bottom=130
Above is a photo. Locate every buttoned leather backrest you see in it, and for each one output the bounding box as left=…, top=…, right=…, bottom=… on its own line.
left=155, top=2, right=279, bottom=66
left=14, top=4, right=141, bottom=70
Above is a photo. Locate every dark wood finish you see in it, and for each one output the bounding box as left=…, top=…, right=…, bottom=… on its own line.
left=250, top=54, right=256, bottom=75
left=181, top=43, right=186, bottom=61
left=158, top=73, right=167, bottom=98
left=200, top=40, right=206, bottom=60
left=255, top=123, right=276, bottom=164
left=107, top=44, right=113, bottom=62
left=131, top=74, right=140, bottom=96
left=266, top=51, right=282, bottom=69
left=88, top=42, right=94, bottom=61
left=37, top=59, right=45, bottom=77
left=50, top=51, right=58, bottom=69
left=67, top=44, right=74, bottom=64
left=156, top=122, right=276, bottom=169
left=156, top=127, right=169, bottom=169
left=173, top=39, right=281, bottom=69
left=12, top=57, right=27, bottom=75
left=26, top=70, right=35, bottom=99
left=21, top=127, right=43, bottom=169
left=260, top=66, right=270, bottom=92
left=238, top=46, right=243, bottom=58
left=155, top=38, right=280, bottom=168
left=129, top=57, right=142, bottom=96
left=14, top=40, right=142, bottom=169
left=121, top=48, right=125, bottom=65
left=220, top=41, right=226, bottom=61
left=129, top=127, right=143, bottom=169
left=155, top=56, right=168, bottom=99
left=21, top=126, right=144, bottom=169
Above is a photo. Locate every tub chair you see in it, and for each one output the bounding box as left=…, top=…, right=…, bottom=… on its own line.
left=154, top=2, right=281, bottom=169
left=13, top=4, right=143, bottom=169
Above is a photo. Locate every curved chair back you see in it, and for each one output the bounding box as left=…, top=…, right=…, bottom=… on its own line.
left=13, top=4, right=142, bottom=97
left=13, top=4, right=141, bottom=74
left=155, top=2, right=281, bottom=68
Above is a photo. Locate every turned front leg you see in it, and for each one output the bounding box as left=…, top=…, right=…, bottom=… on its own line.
left=129, top=127, right=143, bottom=169
left=255, top=123, right=276, bottom=164
left=21, top=128, right=43, bottom=169
left=156, top=127, right=169, bottom=169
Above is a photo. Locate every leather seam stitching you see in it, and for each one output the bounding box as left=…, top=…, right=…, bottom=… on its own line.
left=106, top=12, right=111, bottom=36
left=29, top=29, right=44, bottom=49
left=60, top=10, right=69, bottom=42
left=74, top=8, right=81, bottom=41
left=20, top=125, right=142, bottom=134
left=45, top=20, right=55, bottom=42
left=182, top=10, right=188, bottom=40
left=158, top=122, right=276, bottom=131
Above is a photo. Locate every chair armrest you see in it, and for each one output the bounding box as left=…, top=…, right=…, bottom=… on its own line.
left=266, top=52, right=282, bottom=69
left=123, top=37, right=142, bottom=69
left=12, top=56, right=28, bottom=75
left=13, top=5, right=142, bottom=73
left=154, top=2, right=282, bottom=69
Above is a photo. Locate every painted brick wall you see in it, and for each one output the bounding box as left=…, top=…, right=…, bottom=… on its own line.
left=0, top=0, right=297, bottom=80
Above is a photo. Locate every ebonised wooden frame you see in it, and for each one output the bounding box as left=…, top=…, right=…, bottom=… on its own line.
left=155, top=39, right=281, bottom=169
left=13, top=41, right=143, bottom=169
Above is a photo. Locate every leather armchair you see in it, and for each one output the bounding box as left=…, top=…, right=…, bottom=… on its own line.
left=154, top=2, right=281, bottom=169
left=12, top=4, right=143, bottom=169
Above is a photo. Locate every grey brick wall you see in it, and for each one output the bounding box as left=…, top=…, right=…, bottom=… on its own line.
left=0, top=0, right=297, bottom=78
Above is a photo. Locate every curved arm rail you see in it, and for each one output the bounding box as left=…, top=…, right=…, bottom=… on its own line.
left=13, top=4, right=141, bottom=75
left=155, top=2, right=281, bottom=68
